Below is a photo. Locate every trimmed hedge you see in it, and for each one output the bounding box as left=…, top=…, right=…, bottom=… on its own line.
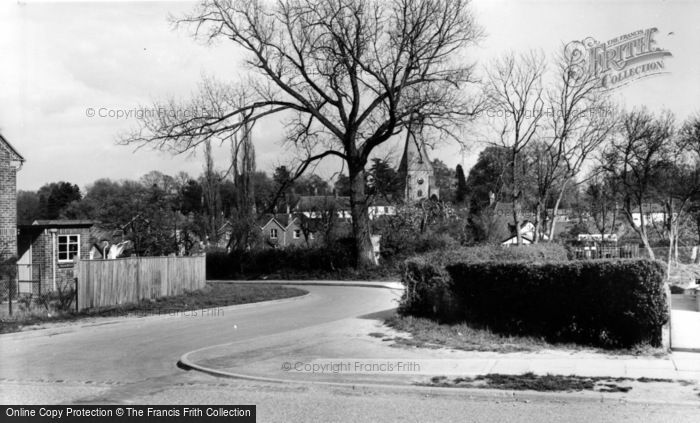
left=206, top=238, right=357, bottom=280
left=445, top=259, right=668, bottom=348
left=398, top=244, right=569, bottom=319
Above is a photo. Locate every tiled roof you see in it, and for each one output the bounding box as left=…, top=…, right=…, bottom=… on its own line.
left=295, top=196, right=351, bottom=211
left=257, top=213, right=298, bottom=228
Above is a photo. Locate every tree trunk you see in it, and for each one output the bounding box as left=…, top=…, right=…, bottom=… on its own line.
left=533, top=201, right=543, bottom=243
left=349, top=166, right=376, bottom=267
left=513, top=200, right=522, bottom=245
left=512, top=154, right=522, bottom=245
left=547, top=178, right=569, bottom=242
left=667, top=229, right=673, bottom=278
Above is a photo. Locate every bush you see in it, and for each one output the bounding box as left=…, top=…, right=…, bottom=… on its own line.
left=398, top=244, right=569, bottom=320
left=206, top=238, right=357, bottom=280
left=379, top=229, right=460, bottom=260
left=446, top=259, right=668, bottom=348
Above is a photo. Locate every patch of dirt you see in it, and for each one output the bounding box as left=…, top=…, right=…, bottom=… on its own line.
left=417, top=372, right=681, bottom=393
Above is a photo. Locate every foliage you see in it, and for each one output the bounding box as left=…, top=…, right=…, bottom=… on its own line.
left=445, top=259, right=668, bottom=348
left=0, top=255, right=17, bottom=302
left=367, top=158, right=402, bottom=201
left=333, top=174, right=352, bottom=197
left=374, top=201, right=463, bottom=260
left=28, top=181, right=82, bottom=221
left=206, top=238, right=358, bottom=280
left=432, top=159, right=456, bottom=203
left=465, top=146, right=512, bottom=212
left=16, top=191, right=41, bottom=225
left=398, top=244, right=569, bottom=319
left=455, top=164, right=468, bottom=205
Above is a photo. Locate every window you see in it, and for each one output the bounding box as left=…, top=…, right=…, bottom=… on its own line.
left=417, top=189, right=423, bottom=197
left=58, top=235, right=80, bottom=262
left=270, top=228, right=278, bottom=239
left=293, top=229, right=301, bottom=239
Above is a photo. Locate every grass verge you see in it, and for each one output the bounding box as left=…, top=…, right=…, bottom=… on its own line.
left=420, top=372, right=677, bottom=393
left=385, top=314, right=666, bottom=356
left=0, top=283, right=307, bottom=334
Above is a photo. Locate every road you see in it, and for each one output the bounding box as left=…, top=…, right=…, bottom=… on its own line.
left=0, top=286, right=401, bottom=384
left=1, top=285, right=699, bottom=422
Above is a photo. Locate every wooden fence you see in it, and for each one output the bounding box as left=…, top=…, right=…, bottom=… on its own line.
left=76, top=255, right=206, bottom=311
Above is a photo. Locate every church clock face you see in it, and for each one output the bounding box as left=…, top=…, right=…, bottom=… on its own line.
left=417, top=178, right=424, bottom=185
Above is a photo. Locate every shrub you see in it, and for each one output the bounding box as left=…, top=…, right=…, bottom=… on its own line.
left=379, top=228, right=460, bottom=260
left=206, top=238, right=357, bottom=280
left=398, top=254, right=457, bottom=319
left=446, top=259, right=668, bottom=348
left=398, top=244, right=569, bottom=320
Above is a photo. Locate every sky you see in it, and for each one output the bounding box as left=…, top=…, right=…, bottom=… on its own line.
left=2, top=0, right=699, bottom=191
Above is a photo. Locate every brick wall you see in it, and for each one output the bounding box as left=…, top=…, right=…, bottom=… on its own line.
left=31, top=227, right=92, bottom=291
left=0, top=146, right=18, bottom=258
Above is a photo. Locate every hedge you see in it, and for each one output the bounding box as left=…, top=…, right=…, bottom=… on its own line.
left=206, top=238, right=357, bottom=280
left=445, top=259, right=668, bottom=348
left=398, top=244, right=569, bottom=320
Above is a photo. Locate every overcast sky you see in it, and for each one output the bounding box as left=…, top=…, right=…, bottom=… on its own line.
left=2, top=0, right=699, bottom=191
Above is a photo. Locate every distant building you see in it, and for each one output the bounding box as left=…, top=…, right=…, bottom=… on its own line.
left=501, top=220, right=537, bottom=245
left=397, top=131, right=439, bottom=203
left=294, top=195, right=396, bottom=221
left=295, top=196, right=352, bottom=220
left=258, top=213, right=311, bottom=249
left=0, top=134, right=24, bottom=259
left=630, top=204, right=671, bottom=227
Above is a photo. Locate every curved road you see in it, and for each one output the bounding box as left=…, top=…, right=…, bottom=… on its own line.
left=0, top=285, right=400, bottom=386
left=2, top=285, right=699, bottom=422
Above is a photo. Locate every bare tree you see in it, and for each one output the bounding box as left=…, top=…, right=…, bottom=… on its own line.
left=602, top=108, right=675, bottom=259
left=583, top=172, right=620, bottom=239
left=121, top=0, right=483, bottom=267
left=202, top=139, right=222, bottom=243
left=484, top=51, right=546, bottom=245
left=539, top=46, right=617, bottom=242
left=655, top=113, right=700, bottom=272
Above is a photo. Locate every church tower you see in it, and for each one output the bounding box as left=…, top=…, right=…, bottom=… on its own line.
left=397, top=130, right=439, bottom=204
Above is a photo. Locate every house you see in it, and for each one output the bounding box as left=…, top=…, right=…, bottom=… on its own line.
left=631, top=203, right=672, bottom=227
left=294, top=195, right=396, bottom=221
left=258, top=213, right=311, bottom=248
left=17, top=220, right=94, bottom=293
left=295, top=195, right=352, bottom=220
left=0, top=134, right=24, bottom=259
left=501, top=220, right=538, bottom=245
left=368, top=197, right=397, bottom=220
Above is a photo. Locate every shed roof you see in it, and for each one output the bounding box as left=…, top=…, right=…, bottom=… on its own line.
left=29, top=220, right=95, bottom=228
